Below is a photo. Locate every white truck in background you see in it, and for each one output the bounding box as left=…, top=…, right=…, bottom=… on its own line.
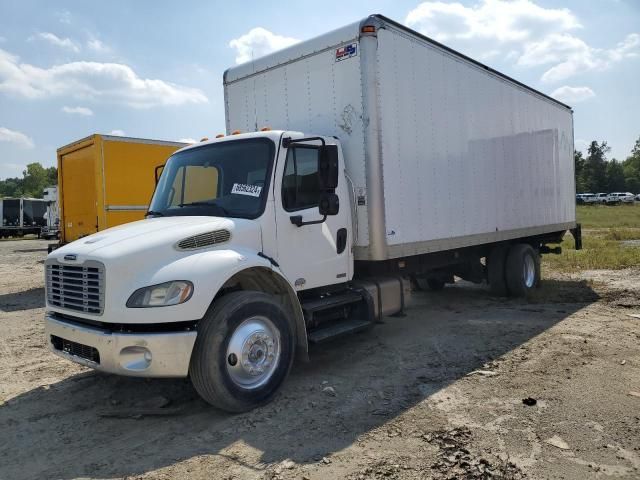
left=44, top=15, right=580, bottom=412
left=41, top=186, right=60, bottom=239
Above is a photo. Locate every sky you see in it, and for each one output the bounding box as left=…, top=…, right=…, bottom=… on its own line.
left=0, top=0, right=639, bottom=180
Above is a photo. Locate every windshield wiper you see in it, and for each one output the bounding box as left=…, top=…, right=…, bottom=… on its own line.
left=146, top=210, right=164, bottom=217
left=178, top=201, right=230, bottom=215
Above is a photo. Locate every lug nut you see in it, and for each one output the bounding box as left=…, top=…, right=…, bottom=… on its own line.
left=227, top=353, right=238, bottom=366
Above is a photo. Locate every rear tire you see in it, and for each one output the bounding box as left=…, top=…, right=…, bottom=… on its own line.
left=189, top=291, right=295, bottom=412
left=487, top=245, right=509, bottom=296
left=505, top=244, right=540, bottom=297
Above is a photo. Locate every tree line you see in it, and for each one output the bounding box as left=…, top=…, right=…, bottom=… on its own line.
left=2, top=136, right=639, bottom=198
left=0, top=163, right=58, bottom=198
left=575, top=136, right=640, bottom=193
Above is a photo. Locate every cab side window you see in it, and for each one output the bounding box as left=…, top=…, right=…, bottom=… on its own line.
left=282, top=147, right=320, bottom=211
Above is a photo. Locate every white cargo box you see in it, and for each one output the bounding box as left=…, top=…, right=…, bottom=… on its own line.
left=224, top=14, right=576, bottom=261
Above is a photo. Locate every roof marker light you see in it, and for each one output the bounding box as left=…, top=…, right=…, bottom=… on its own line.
left=215, top=134, right=224, bottom=138
left=200, top=137, right=209, bottom=142
left=361, top=25, right=376, bottom=33
left=231, top=130, right=242, bottom=135
left=260, top=127, right=271, bottom=131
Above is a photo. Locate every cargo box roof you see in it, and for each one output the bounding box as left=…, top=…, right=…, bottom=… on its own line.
left=224, top=14, right=571, bottom=111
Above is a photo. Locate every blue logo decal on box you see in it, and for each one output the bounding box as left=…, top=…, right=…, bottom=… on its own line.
left=335, top=43, right=358, bottom=62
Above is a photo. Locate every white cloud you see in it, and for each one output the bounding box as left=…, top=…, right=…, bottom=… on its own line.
left=229, top=27, right=299, bottom=64
left=405, top=0, right=580, bottom=43
left=61, top=105, right=93, bottom=116
left=520, top=32, right=640, bottom=83
left=404, top=0, right=639, bottom=83
left=32, top=32, right=80, bottom=52
left=87, top=39, right=110, bottom=53
left=0, top=127, right=34, bottom=148
left=0, top=48, right=208, bottom=108
left=550, top=85, right=595, bottom=103
left=177, top=138, right=197, bottom=143
left=109, top=129, right=125, bottom=136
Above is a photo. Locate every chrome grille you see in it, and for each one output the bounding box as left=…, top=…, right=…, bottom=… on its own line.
left=46, top=260, right=105, bottom=315
left=176, top=229, right=231, bottom=250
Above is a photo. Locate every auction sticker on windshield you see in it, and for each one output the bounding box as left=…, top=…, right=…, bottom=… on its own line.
left=231, top=183, right=262, bottom=197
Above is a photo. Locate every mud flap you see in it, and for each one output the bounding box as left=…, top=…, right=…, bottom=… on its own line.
left=570, top=223, right=582, bottom=250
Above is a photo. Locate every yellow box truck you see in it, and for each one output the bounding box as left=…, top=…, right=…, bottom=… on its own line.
left=57, top=134, right=187, bottom=244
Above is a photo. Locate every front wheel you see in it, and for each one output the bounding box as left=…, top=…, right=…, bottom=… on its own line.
left=189, top=291, right=295, bottom=412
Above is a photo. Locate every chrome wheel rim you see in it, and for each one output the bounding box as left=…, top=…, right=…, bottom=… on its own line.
left=225, top=316, right=281, bottom=389
left=523, top=254, right=536, bottom=288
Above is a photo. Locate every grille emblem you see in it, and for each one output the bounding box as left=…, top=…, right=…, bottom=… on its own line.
left=64, top=254, right=77, bottom=261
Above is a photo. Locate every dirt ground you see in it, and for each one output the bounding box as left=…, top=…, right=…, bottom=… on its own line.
left=1, top=238, right=639, bottom=480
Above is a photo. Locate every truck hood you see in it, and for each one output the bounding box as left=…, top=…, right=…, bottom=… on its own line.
left=50, top=216, right=262, bottom=261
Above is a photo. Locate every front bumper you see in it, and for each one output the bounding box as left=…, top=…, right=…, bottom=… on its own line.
left=44, top=313, right=197, bottom=377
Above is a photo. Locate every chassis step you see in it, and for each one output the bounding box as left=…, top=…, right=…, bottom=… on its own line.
left=307, top=318, right=372, bottom=343
left=301, top=291, right=364, bottom=314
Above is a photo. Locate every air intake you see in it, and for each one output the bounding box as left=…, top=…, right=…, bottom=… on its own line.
left=176, top=230, right=231, bottom=250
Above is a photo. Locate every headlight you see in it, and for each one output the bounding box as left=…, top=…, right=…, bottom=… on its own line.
left=126, top=281, right=193, bottom=308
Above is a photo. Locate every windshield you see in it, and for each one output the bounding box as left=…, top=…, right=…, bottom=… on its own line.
left=149, top=138, right=275, bottom=218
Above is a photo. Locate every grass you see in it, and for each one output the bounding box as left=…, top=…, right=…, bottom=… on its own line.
left=543, top=204, right=640, bottom=272
left=576, top=204, right=640, bottom=228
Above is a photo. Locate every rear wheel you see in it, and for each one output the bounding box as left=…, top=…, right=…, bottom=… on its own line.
left=505, top=244, right=540, bottom=297
left=189, top=291, right=295, bottom=412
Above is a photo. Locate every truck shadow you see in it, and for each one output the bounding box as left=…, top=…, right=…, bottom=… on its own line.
left=0, top=287, right=45, bottom=312
left=0, top=280, right=599, bottom=479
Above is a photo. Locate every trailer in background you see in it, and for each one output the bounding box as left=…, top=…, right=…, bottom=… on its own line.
left=0, top=197, right=48, bottom=237
left=55, top=134, right=187, bottom=245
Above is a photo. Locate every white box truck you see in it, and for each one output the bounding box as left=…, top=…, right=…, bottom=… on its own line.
left=41, top=186, right=60, bottom=240
left=44, top=15, right=580, bottom=412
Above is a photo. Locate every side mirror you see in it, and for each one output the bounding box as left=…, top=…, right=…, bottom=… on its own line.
left=154, top=164, right=164, bottom=185
left=318, top=192, right=339, bottom=216
left=318, top=145, right=339, bottom=190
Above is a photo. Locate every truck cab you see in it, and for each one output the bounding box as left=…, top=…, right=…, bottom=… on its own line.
left=45, top=131, right=382, bottom=412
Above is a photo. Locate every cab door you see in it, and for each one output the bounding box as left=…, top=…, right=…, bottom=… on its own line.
left=273, top=138, right=351, bottom=291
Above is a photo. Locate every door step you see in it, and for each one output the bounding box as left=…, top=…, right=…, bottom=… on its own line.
left=307, top=318, right=372, bottom=344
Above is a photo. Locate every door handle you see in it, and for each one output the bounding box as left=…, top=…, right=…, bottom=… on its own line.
left=289, top=215, right=327, bottom=227
left=336, top=228, right=347, bottom=254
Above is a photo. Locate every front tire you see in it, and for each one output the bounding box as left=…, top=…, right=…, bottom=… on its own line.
left=505, top=244, right=540, bottom=297
left=189, top=291, right=295, bottom=412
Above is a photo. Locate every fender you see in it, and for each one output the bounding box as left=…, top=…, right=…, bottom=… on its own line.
left=131, top=247, right=309, bottom=357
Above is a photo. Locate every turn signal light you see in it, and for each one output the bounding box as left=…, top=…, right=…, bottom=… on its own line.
left=231, top=130, right=242, bottom=135
left=361, top=26, right=376, bottom=33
